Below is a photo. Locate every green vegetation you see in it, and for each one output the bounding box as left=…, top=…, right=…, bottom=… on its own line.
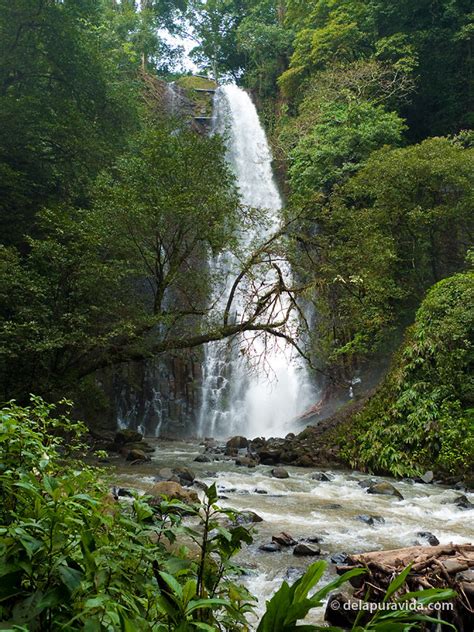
left=341, top=270, right=474, bottom=478
left=0, top=399, right=458, bottom=629
left=0, top=397, right=255, bottom=629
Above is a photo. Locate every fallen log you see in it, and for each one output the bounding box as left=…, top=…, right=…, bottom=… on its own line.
left=328, top=544, right=474, bottom=631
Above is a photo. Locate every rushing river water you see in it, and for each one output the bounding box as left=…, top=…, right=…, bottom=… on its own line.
left=111, top=440, right=473, bottom=625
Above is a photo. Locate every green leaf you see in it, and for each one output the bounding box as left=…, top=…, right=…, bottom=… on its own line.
left=383, top=565, right=412, bottom=602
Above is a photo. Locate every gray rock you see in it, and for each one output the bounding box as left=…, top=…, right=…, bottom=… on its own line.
left=304, top=535, right=324, bottom=544
left=259, top=542, right=282, bottom=552
left=357, top=514, right=385, bottom=526
left=126, top=449, right=150, bottom=462
left=367, top=482, right=404, bottom=500
left=272, top=532, right=297, bottom=547
left=193, top=480, right=209, bottom=492
left=331, top=552, right=349, bottom=565
left=254, top=488, right=268, bottom=494
left=420, top=470, right=434, bottom=484
left=226, top=436, right=248, bottom=450
left=293, top=543, right=320, bottom=556
left=311, top=472, right=333, bottom=482
left=236, top=511, right=264, bottom=525
left=417, top=531, right=439, bottom=546
left=194, top=454, right=211, bottom=463
left=358, top=478, right=378, bottom=488
left=272, top=467, right=289, bottom=479
left=173, top=467, right=195, bottom=484
left=235, top=456, right=257, bottom=467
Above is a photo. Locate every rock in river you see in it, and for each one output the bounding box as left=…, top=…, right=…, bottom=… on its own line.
left=149, top=481, right=199, bottom=504
left=293, top=543, right=320, bottom=556
left=126, top=449, right=150, bottom=462
left=259, top=542, right=282, bottom=553
left=272, top=467, right=289, bottom=479
left=366, top=481, right=404, bottom=500
left=272, top=532, right=297, bottom=547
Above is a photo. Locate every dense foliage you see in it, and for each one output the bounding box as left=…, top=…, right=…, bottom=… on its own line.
left=0, top=400, right=458, bottom=630
left=0, top=398, right=256, bottom=630
left=190, top=0, right=473, bottom=476
left=341, top=270, right=474, bottom=477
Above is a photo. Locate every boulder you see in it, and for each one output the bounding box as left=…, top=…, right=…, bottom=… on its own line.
left=258, top=449, right=282, bottom=465
left=417, top=531, right=440, bottom=546
left=173, top=467, right=195, bottom=485
left=235, top=511, right=264, bottom=525
left=254, top=488, right=268, bottom=494
left=226, top=436, right=248, bottom=451
left=156, top=467, right=179, bottom=482
left=331, top=552, right=349, bottom=565
left=272, top=467, right=289, bottom=479
left=194, top=454, right=211, bottom=463
left=272, top=532, right=297, bottom=547
left=116, top=487, right=133, bottom=498
left=293, top=543, right=320, bottom=556
left=311, top=472, right=333, bottom=482
left=149, top=481, right=199, bottom=504
left=235, top=456, right=257, bottom=467
left=454, top=494, right=474, bottom=510
left=126, top=449, right=150, bottom=462
left=193, top=480, right=209, bottom=492
left=358, top=478, right=378, bottom=489
left=419, top=470, right=434, bottom=484
left=304, top=536, right=324, bottom=544
left=357, top=514, right=385, bottom=526
left=114, top=429, right=143, bottom=445
left=366, top=482, right=403, bottom=500
left=443, top=494, right=474, bottom=509
left=259, top=542, right=282, bottom=553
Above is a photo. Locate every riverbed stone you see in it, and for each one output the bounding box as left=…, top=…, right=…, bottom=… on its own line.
left=156, top=468, right=179, bottom=483
left=366, top=481, right=404, bottom=500
left=114, top=429, right=143, bottom=445
left=173, top=466, right=195, bottom=485
left=331, top=552, right=349, bottom=565
left=272, top=532, right=297, bottom=547
left=417, top=531, right=440, bottom=546
left=194, top=454, right=211, bottom=463
left=272, top=467, right=289, bottom=479
left=149, top=481, right=199, bottom=504
left=357, top=514, right=385, bottom=526
left=419, top=470, right=434, bottom=484
left=358, top=478, right=378, bottom=488
left=126, top=449, right=150, bottom=462
left=293, top=543, right=320, bottom=556
left=259, top=542, right=281, bottom=552
left=311, top=471, right=333, bottom=482
left=235, top=510, right=263, bottom=525
left=226, top=436, right=248, bottom=451
left=235, top=456, right=257, bottom=467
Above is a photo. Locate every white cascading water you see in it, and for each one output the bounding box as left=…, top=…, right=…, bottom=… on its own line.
left=198, top=85, right=313, bottom=439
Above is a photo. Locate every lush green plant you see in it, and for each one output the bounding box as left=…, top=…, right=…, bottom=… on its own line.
left=341, top=271, right=474, bottom=477
left=258, top=561, right=457, bottom=631
left=0, top=397, right=254, bottom=630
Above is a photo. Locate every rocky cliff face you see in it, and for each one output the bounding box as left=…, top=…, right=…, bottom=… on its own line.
left=113, top=354, right=203, bottom=437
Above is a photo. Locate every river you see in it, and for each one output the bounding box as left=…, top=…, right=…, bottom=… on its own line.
left=111, top=439, right=473, bottom=623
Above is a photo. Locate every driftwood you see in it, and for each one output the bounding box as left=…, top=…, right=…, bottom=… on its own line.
left=327, top=544, right=474, bottom=630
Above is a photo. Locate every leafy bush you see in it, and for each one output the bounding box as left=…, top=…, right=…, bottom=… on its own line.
left=341, top=271, right=474, bottom=477
left=0, top=398, right=254, bottom=630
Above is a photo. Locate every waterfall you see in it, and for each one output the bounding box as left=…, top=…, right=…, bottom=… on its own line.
left=198, top=85, right=313, bottom=439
